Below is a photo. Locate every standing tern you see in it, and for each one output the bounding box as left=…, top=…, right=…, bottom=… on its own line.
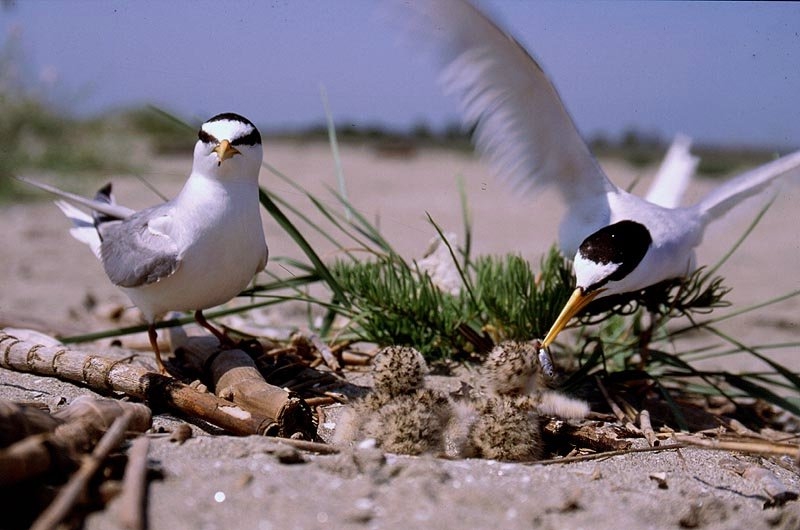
left=20, top=113, right=268, bottom=373
left=398, top=0, right=800, bottom=349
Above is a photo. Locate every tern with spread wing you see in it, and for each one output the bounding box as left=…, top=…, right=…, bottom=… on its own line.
left=399, top=0, right=800, bottom=349
left=21, top=113, right=268, bottom=373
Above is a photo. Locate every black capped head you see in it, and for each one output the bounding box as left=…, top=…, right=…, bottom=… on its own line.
left=542, top=220, right=652, bottom=349
left=199, top=112, right=262, bottom=147
left=574, top=220, right=652, bottom=292
left=193, top=112, right=263, bottom=177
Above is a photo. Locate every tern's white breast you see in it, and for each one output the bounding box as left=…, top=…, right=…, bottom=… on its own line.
left=123, top=174, right=267, bottom=321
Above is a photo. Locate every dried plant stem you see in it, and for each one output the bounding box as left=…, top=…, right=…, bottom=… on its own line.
left=595, top=376, right=640, bottom=434
left=674, top=433, right=800, bottom=460
left=639, top=409, right=659, bottom=447
left=30, top=411, right=133, bottom=530
left=167, top=326, right=316, bottom=439
left=261, top=436, right=339, bottom=455
left=531, top=443, right=687, bottom=466
left=309, top=332, right=342, bottom=372
left=0, top=434, right=65, bottom=487
left=116, top=436, right=150, bottom=530
left=0, top=331, right=275, bottom=436
left=0, top=400, right=61, bottom=446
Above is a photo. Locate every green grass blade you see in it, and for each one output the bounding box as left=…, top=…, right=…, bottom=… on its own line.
left=425, top=212, right=478, bottom=309
left=721, top=373, right=800, bottom=415
left=704, top=325, right=800, bottom=390
left=703, top=194, right=776, bottom=280
left=671, top=289, right=800, bottom=336
left=319, top=84, right=351, bottom=222
left=258, top=186, right=346, bottom=302
left=457, top=175, right=473, bottom=269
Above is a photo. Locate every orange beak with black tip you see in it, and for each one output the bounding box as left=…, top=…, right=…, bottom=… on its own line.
left=541, top=287, right=605, bottom=348
left=213, top=139, right=240, bottom=165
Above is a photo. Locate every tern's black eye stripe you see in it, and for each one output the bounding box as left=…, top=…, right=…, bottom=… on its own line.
left=230, top=128, right=262, bottom=146
left=198, top=129, right=217, bottom=144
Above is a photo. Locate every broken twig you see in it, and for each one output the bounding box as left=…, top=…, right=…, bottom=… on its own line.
left=30, top=411, right=133, bottom=530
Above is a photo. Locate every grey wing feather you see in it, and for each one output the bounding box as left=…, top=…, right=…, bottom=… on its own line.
left=99, top=208, right=180, bottom=288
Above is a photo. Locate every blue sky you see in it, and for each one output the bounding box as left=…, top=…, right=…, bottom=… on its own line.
left=3, top=1, right=799, bottom=148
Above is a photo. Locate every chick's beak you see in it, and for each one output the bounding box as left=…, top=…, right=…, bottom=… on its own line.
left=213, top=139, right=240, bottom=165
left=541, top=287, right=604, bottom=348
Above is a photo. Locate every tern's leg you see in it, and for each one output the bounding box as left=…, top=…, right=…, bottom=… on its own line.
left=147, top=324, right=167, bottom=374
left=194, top=310, right=231, bottom=345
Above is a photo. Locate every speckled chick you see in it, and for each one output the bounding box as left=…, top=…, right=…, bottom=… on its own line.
left=371, top=345, right=428, bottom=397
left=361, top=388, right=452, bottom=455
left=463, top=395, right=542, bottom=461
left=482, top=340, right=542, bottom=396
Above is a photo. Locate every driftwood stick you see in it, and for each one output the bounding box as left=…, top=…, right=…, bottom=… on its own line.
left=308, top=333, right=341, bottom=372
left=0, top=397, right=151, bottom=486
left=30, top=411, right=133, bottom=530
left=0, top=400, right=62, bottom=447
left=116, top=436, right=151, bottom=530
left=0, top=331, right=276, bottom=436
left=341, top=351, right=372, bottom=366
left=543, top=420, right=633, bottom=453
left=53, top=396, right=152, bottom=453
left=639, top=409, right=659, bottom=447
left=0, top=433, right=68, bottom=487
left=168, top=326, right=316, bottom=439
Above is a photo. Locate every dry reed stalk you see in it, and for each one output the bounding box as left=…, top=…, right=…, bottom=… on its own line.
left=116, top=436, right=150, bottom=530
left=595, top=376, right=640, bottom=434
left=674, top=433, right=800, bottom=460
left=639, top=409, right=659, bottom=447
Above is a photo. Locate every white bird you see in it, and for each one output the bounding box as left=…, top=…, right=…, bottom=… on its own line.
left=20, top=113, right=268, bottom=373
left=397, top=0, right=800, bottom=349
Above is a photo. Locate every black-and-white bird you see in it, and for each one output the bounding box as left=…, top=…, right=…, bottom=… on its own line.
left=397, top=0, right=800, bottom=349
left=20, top=113, right=268, bottom=372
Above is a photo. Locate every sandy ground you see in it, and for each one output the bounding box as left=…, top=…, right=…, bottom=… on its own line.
left=1, top=141, right=799, bottom=528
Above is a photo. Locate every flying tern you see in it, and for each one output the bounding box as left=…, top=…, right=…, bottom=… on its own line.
left=20, top=113, right=268, bottom=373
left=398, top=0, right=800, bottom=349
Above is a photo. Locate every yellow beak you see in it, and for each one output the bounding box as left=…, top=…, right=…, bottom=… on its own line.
left=541, top=287, right=604, bottom=348
left=213, top=139, right=240, bottom=165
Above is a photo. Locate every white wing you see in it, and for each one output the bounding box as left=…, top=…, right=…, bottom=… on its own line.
left=397, top=0, right=614, bottom=203
left=645, top=134, right=699, bottom=208
left=694, top=149, right=800, bottom=223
